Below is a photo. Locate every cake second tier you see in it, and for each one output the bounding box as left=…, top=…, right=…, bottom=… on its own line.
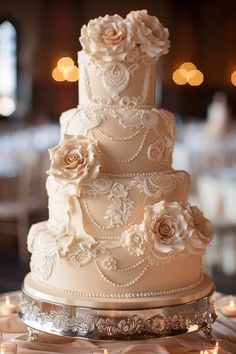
left=60, top=106, right=175, bottom=174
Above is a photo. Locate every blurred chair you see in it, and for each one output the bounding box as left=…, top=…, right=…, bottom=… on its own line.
left=0, top=151, right=49, bottom=263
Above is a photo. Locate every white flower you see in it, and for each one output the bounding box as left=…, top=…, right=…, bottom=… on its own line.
left=110, top=182, right=128, bottom=198
left=30, top=253, right=54, bottom=281
left=127, top=9, right=170, bottom=58
left=121, top=225, right=146, bottom=256
left=33, top=232, right=57, bottom=257
left=187, top=206, right=213, bottom=255
left=46, top=181, right=71, bottom=236
left=58, top=234, right=97, bottom=267
left=141, top=109, right=159, bottom=128
left=80, top=14, right=135, bottom=62
left=48, top=134, right=101, bottom=189
left=91, top=177, right=112, bottom=195
left=143, top=201, right=191, bottom=263
left=105, top=203, right=124, bottom=226
left=102, top=256, right=117, bottom=271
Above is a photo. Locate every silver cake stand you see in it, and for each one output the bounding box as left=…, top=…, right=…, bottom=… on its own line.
left=19, top=274, right=216, bottom=342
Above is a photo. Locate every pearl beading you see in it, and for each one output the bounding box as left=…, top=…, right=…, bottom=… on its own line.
left=37, top=275, right=203, bottom=299
left=83, top=195, right=147, bottom=230
left=100, top=170, right=173, bottom=179
left=94, top=126, right=144, bottom=141
left=95, top=259, right=150, bottom=287
left=79, top=104, right=154, bottom=110
left=93, top=129, right=148, bottom=163
left=114, top=257, right=148, bottom=272
left=93, top=233, right=120, bottom=241
left=42, top=275, right=204, bottom=298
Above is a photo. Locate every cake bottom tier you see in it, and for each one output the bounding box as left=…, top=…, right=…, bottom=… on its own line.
left=24, top=272, right=212, bottom=309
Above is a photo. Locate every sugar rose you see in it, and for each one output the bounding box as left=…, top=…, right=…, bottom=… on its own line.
left=127, top=9, right=170, bottom=58
left=187, top=205, right=213, bottom=254
left=121, top=224, right=146, bottom=256
left=143, top=201, right=191, bottom=263
left=80, top=14, right=135, bottom=62
left=48, top=134, right=101, bottom=187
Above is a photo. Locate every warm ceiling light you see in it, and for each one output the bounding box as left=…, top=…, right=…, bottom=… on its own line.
left=65, top=66, right=79, bottom=82
left=57, top=57, right=74, bottom=74
left=0, top=96, right=16, bottom=116
left=52, top=67, right=65, bottom=81
left=172, top=69, right=188, bottom=85
left=231, top=70, right=236, bottom=86
left=188, top=69, right=204, bottom=86
left=180, top=62, right=196, bottom=72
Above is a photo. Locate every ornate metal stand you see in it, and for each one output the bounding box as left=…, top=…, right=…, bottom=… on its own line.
left=19, top=286, right=216, bottom=341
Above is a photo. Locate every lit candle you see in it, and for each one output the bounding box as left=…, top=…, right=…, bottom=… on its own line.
left=104, top=349, right=108, bottom=354
left=0, top=296, right=17, bottom=316
left=200, top=341, right=226, bottom=354
left=0, top=342, right=17, bottom=354
left=215, top=295, right=236, bottom=317
left=221, top=299, right=236, bottom=317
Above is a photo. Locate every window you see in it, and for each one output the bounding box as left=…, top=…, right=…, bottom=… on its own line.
left=0, top=20, right=17, bottom=117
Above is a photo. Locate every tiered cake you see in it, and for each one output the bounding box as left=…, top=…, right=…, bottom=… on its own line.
left=21, top=10, right=215, bottom=340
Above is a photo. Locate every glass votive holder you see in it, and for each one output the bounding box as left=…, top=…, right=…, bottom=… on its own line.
left=0, top=294, right=19, bottom=317
left=0, top=342, right=17, bottom=354
left=215, top=295, right=236, bottom=317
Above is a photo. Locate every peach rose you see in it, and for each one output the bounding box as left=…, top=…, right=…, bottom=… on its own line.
left=48, top=134, right=101, bottom=188
left=127, top=10, right=170, bottom=58
left=143, top=201, right=191, bottom=263
left=80, top=14, right=135, bottom=62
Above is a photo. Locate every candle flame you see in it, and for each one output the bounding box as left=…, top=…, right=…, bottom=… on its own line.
left=229, top=300, right=235, bottom=308
left=104, top=349, right=108, bottom=354
left=213, top=341, right=220, bottom=354
left=5, top=295, right=10, bottom=305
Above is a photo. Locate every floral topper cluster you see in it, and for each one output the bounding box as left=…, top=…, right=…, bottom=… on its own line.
left=79, top=10, right=170, bottom=62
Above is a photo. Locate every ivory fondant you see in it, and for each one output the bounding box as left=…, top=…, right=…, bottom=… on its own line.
left=24, top=10, right=213, bottom=307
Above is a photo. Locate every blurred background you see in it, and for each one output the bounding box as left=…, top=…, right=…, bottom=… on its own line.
left=0, top=0, right=236, bottom=294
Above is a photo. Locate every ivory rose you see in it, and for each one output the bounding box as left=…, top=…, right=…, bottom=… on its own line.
left=187, top=205, right=213, bottom=254
left=48, top=134, right=101, bottom=188
left=80, top=14, right=135, bottom=62
left=143, top=201, right=191, bottom=263
left=127, top=10, right=170, bottom=57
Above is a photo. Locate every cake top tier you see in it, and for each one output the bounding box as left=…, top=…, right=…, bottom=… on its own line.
left=78, top=10, right=170, bottom=107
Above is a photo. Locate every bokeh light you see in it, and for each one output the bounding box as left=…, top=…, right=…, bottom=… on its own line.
left=52, top=67, right=65, bottom=82
left=188, top=70, right=204, bottom=86
left=57, top=57, right=74, bottom=73
left=173, top=62, right=204, bottom=86
left=0, top=96, right=16, bottom=116
left=180, top=62, right=196, bottom=72
left=52, top=56, right=79, bottom=82
left=172, top=69, right=188, bottom=85
left=65, top=66, right=79, bottom=82
left=231, top=71, right=236, bottom=86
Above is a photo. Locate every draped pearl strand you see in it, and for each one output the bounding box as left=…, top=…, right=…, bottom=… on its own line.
left=94, top=126, right=144, bottom=142
left=92, top=129, right=149, bottom=163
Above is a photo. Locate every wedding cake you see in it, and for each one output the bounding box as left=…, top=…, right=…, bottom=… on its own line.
left=22, top=10, right=215, bottom=340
